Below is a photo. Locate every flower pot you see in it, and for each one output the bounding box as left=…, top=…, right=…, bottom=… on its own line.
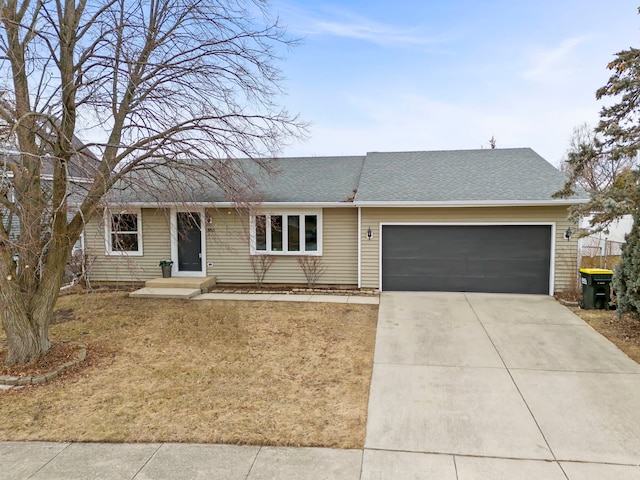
left=161, top=265, right=172, bottom=278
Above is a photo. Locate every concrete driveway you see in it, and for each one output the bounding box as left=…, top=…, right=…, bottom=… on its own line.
left=364, top=292, right=640, bottom=479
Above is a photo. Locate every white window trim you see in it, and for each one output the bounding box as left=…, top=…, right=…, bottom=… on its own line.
left=250, top=210, right=322, bottom=256
left=104, top=208, right=143, bottom=256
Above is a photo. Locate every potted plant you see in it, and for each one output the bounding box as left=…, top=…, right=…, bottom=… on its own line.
left=159, top=259, right=173, bottom=278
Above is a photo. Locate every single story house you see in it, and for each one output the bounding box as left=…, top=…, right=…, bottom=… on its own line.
left=82, top=148, right=588, bottom=295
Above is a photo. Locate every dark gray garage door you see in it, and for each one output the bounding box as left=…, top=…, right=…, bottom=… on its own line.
left=382, top=225, right=551, bottom=294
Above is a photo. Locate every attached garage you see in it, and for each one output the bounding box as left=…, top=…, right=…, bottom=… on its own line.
left=381, top=224, right=552, bottom=294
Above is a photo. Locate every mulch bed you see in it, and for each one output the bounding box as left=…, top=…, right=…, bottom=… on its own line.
left=0, top=341, right=82, bottom=377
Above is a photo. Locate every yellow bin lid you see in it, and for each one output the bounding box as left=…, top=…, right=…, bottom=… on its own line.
left=580, top=268, right=614, bottom=274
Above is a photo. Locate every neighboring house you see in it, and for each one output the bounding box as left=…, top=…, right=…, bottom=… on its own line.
left=82, top=148, right=588, bottom=295
left=1, top=136, right=99, bottom=253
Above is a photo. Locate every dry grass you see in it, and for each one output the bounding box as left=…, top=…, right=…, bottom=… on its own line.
left=0, top=293, right=378, bottom=448
left=572, top=307, right=640, bottom=365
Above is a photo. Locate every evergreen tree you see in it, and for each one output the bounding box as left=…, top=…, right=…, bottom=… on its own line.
left=614, top=213, right=640, bottom=316
left=555, top=11, right=640, bottom=314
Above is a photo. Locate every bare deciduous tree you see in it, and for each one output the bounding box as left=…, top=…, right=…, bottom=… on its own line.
left=560, top=123, right=636, bottom=195
left=0, top=0, right=305, bottom=365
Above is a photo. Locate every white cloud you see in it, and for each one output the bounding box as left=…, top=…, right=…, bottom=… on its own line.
left=309, top=19, right=434, bottom=46
left=521, top=36, right=591, bottom=84
left=275, top=2, right=440, bottom=47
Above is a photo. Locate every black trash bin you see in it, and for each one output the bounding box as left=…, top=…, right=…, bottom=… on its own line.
left=579, top=268, right=613, bottom=310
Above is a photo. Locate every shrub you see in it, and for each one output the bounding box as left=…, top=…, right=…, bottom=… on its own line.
left=297, top=256, right=325, bottom=289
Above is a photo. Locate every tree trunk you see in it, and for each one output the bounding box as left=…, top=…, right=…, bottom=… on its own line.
left=1, top=283, right=61, bottom=365
left=2, top=307, right=51, bottom=366
left=1, top=247, right=67, bottom=366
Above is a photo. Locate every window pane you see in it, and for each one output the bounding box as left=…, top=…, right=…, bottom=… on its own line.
left=112, top=232, right=139, bottom=251
left=305, top=215, right=317, bottom=251
left=255, top=215, right=267, bottom=251
left=271, top=215, right=283, bottom=251
left=112, top=213, right=137, bottom=232
left=288, top=215, right=300, bottom=251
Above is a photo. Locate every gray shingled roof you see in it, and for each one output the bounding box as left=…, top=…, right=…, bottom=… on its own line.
left=107, top=156, right=364, bottom=204
left=250, top=156, right=363, bottom=202
left=355, top=148, right=583, bottom=202
left=105, top=148, right=586, bottom=205
left=1, top=135, right=100, bottom=180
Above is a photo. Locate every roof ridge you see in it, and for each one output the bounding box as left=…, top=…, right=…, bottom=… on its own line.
left=365, top=147, right=532, bottom=155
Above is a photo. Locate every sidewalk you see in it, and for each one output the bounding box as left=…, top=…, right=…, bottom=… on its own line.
left=0, top=443, right=363, bottom=480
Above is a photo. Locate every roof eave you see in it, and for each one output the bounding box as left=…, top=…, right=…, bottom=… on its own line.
left=90, top=199, right=588, bottom=209
left=98, top=201, right=357, bottom=208
left=353, top=199, right=589, bottom=207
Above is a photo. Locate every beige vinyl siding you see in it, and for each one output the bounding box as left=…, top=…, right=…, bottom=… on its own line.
left=360, top=206, right=578, bottom=293
left=84, top=208, right=171, bottom=282
left=207, top=207, right=358, bottom=286
left=321, top=208, right=358, bottom=285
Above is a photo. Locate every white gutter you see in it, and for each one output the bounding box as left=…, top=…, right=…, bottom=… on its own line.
left=0, top=170, right=92, bottom=184
left=100, top=199, right=587, bottom=209
left=40, top=174, right=94, bottom=184
left=353, top=199, right=589, bottom=207
left=102, top=201, right=357, bottom=208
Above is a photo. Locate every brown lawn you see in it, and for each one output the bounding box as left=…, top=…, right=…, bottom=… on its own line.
left=0, top=292, right=378, bottom=448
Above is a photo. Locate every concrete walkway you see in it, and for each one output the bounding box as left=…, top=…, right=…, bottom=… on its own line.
left=194, top=292, right=379, bottom=304
left=3, top=292, right=640, bottom=479
left=130, top=289, right=380, bottom=304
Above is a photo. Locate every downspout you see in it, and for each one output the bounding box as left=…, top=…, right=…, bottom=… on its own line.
left=60, top=231, right=88, bottom=291
left=357, top=206, right=362, bottom=289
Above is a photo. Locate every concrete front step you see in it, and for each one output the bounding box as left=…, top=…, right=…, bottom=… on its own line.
left=144, top=276, right=216, bottom=292
left=129, top=287, right=202, bottom=299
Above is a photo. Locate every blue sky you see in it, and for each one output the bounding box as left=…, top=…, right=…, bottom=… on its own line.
left=271, top=0, right=639, bottom=166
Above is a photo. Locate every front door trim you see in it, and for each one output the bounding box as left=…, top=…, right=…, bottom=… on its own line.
left=170, top=207, right=207, bottom=277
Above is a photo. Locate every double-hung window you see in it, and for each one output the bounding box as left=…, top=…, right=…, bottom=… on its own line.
left=105, top=209, right=143, bottom=256
left=252, top=212, right=321, bottom=255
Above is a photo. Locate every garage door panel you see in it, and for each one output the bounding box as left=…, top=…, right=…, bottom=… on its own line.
left=384, top=257, right=548, bottom=275
left=382, top=225, right=551, bottom=294
left=465, top=258, right=548, bottom=273
left=384, top=274, right=547, bottom=294
left=383, top=258, right=471, bottom=275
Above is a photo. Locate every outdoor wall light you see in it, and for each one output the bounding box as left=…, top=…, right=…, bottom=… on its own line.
left=367, top=226, right=373, bottom=240
left=564, top=227, right=573, bottom=241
